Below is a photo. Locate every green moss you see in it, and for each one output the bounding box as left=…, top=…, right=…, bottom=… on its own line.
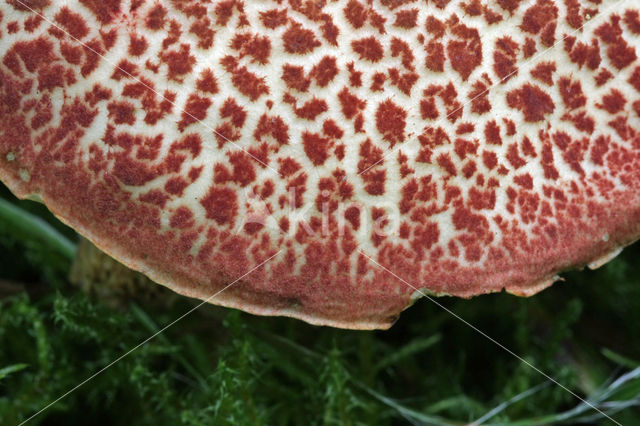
left=1, top=185, right=640, bottom=425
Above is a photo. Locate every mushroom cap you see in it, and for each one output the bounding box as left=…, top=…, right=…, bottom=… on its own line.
left=1, top=0, right=640, bottom=329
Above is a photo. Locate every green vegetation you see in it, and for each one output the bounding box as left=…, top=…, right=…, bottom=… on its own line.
left=1, top=182, right=639, bottom=425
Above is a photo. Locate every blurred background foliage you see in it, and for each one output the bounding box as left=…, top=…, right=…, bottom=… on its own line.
left=0, top=181, right=639, bottom=425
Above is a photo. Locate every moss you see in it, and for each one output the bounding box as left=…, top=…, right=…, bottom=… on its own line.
left=1, top=184, right=639, bottom=425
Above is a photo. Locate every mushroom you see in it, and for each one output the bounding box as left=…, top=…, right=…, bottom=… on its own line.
left=1, top=0, right=639, bottom=329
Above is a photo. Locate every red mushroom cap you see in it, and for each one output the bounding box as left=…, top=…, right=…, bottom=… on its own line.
left=1, top=0, right=640, bottom=328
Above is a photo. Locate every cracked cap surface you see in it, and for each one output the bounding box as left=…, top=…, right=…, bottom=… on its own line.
left=1, top=0, right=640, bottom=328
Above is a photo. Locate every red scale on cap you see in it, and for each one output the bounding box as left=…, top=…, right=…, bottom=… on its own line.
left=2, top=0, right=640, bottom=329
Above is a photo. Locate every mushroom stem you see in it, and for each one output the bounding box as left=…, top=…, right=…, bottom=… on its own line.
left=69, top=238, right=176, bottom=308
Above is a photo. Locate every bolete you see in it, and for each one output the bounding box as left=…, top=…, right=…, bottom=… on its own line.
left=1, top=0, right=639, bottom=329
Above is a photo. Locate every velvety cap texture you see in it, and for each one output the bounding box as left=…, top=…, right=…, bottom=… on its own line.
left=1, top=0, right=639, bottom=328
